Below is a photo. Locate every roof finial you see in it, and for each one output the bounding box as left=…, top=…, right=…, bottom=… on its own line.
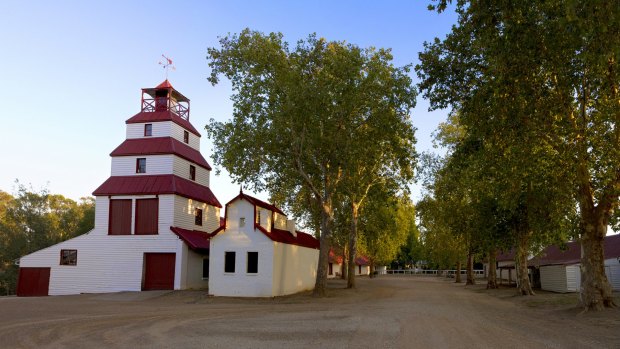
left=239, top=186, right=243, bottom=194
left=158, top=54, right=176, bottom=80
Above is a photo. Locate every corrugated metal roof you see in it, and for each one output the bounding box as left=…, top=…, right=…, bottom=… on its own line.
left=255, top=225, right=320, bottom=249
left=110, top=137, right=212, bottom=170
left=225, top=192, right=285, bottom=215
left=93, top=174, right=222, bottom=208
left=126, top=110, right=201, bottom=137
left=535, top=234, right=620, bottom=266
left=170, top=227, right=213, bottom=252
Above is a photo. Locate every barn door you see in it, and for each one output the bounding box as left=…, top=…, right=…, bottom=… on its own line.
left=143, top=253, right=175, bottom=290
left=17, top=267, right=50, bottom=296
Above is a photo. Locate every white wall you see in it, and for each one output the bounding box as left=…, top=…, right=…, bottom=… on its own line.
left=126, top=121, right=200, bottom=151
left=540, top=265, right=581, bottom=293
left=327, top=262, right=342, bottom=279
left=272, top=242, right=319, bottom=296
left=183, top=247, right=209, bottom=289
left=20, top=194, right=191, bottom=295
left=173, top=196, right=220, bottom=233
left=606, top=264, right=620, bottom=291
left=172, top=156, right=210, bottom=187
left=111, top=155, right=174, bottom=176
left=209, top=199, right=275, bottom=297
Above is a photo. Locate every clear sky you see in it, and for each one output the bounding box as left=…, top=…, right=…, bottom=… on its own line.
left=0, top=0, right=456, bottom=205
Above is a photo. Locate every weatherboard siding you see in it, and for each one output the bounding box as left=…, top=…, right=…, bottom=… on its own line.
left=126, top=122, right=172, bottom=139
left=111, top=155, right=174, bottom=176
left=172, top=156, right=210, bottom=187
left=540, top=265, right=579, bottom=293
left=172, top=196, right=220, bottom=233
left=171, top=123, right=200, bottom=150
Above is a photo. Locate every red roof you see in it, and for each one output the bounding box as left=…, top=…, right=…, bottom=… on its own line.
left=535, top=234, right=620, bottom=266
left=126, top=110, right=201, bottom=137
left=328, top=248, right=369, bottom=265
left=170, top=227, right=213, bottom=251
left=156, top=79, right=174, bottom=89
left=226, top=191, right=285, bottom=215
left=110, top=137, right=212, bottom=170
left=93, top=174, right=221, bottom=208
left=329, top=249, right=344, bottom=264
left=255, top=225, right=320, bottom=249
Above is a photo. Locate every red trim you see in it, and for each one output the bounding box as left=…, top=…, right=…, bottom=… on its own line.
left=255, top=225, right=320, bottom=249
left=225, top=192, right=285, bottom=215
left=170, top=226, right=215, bottom=252
left=94, top=175, right=222, bottom=208
left=111, top=137, right=212, bottom=171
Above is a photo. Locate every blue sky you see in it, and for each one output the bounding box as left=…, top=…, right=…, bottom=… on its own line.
left=0, top=0, right=456, bottom=204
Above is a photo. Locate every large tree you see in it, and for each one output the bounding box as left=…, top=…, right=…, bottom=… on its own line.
left=418, top=1, right=616, bottom=309
left=206, top=29, right=416, bottom=296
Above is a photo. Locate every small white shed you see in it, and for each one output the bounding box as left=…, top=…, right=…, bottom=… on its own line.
left=208, top=192, right=320, bottom=297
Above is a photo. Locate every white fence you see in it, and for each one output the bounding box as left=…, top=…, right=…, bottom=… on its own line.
left=384, top=269, right=485, bottom=278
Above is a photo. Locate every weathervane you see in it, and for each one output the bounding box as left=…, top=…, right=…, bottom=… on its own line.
left=158, top=54, right=176, bottom=79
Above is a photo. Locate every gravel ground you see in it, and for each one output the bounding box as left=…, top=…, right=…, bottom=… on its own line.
left=0, top=276, right=618, bottom=349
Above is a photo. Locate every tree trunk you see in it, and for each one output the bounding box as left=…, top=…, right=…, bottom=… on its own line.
left=313, top=197, right=333, bottom=297
left=579, top=210, right=616, bottom=310
left=347, top=203, right=359, bottom=289
left=466, top=251, right=475, bottom=285
left=515, top=229, right=534, bottom=295
left=487, top=249, right=498, bottom=289
left=455, top=260, right=462, bottom=283
left=369, top=260, right=375, bottom=279
left=341, top=244, right=348, bottom=280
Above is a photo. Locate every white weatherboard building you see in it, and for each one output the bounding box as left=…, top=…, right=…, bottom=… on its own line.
left=209, top=192, right=320, bottom=297
left=16, top=81, right=319, bottom=298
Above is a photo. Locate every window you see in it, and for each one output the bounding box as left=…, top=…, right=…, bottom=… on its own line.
left=183, top=130, right=189, bottom=144
left=247, top=252, right=258, bottom=273
left=144, top=124, right=152, bottom=137
left=135, top=198, right=158, bottom=235
left=329, top=263, right=333, bottom=275
left=202, top=257, right=209, bottom=278
left=239, top=217, right=246, bottom=228
left=224, top=252, right=235, bottom=273
left=190, top=165, right=196, bottom=181
left=136, top=158, right=146, bottom=173
left=358, top=265, right=362, bottom=274
left=60, top=249, right=77, bottom=266
left=195, top=208, right=203, bottom=226
left=109, top=199, right=132, bottom=235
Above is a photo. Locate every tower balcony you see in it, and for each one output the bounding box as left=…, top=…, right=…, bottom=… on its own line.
left=140, top=80, right=190, bottom=120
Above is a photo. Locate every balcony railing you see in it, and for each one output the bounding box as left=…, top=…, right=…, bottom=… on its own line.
left=141, top=97, right=189, bottom=120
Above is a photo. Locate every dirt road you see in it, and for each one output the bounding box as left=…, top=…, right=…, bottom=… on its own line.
left=0, top=276, right=618, bottom=348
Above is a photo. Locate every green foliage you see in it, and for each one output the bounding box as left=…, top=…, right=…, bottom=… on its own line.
left=0, top=183, right=94, bottom=295
left=206, top=29, right=417, bottom=293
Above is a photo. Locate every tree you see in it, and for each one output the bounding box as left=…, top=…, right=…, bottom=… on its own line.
left=0, top=183, right=95, bottom=295
left=206, top=29, right=416, bottom=295
left=418, top=1, right=612, bottom=307
left=358, top=188, right=415, bottom=278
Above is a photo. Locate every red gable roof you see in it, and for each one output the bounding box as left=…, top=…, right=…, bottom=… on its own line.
left=255, top=225, right=320, bottom=249
left=226, top=192, right=285, bottom=215
left=535, top=234, right=620, bottom=266
left=170, top=227, right=213, bottom=252
left=328, top=247, right=369, bottom=265
left=329, top=249, right=344, bottom=264
left=110, top=137, right=212, bottom=170
left=93, top=174, right=221, bottom=208
left=126, top=110, right=201, bottom=137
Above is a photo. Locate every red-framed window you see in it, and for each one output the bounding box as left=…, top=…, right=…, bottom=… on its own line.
left=60, top=249, right=77, bottom=266
left=195, top=208, right=203, bottom=226
left=183, top=130, right=189, bottom=144
left=109, top=199, right=132, bottom=235
left=135, top=198, right=158, bottom=235
left=136, top=158, right=146, bottom=173
left=190, top=165, right=196, bottom=181
left=144, top=124, right=152, bottom=137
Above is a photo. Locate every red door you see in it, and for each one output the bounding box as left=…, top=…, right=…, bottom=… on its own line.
left=17, top=267, right=50, bottom=296
left=143, top=253, right=175, bottom=290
